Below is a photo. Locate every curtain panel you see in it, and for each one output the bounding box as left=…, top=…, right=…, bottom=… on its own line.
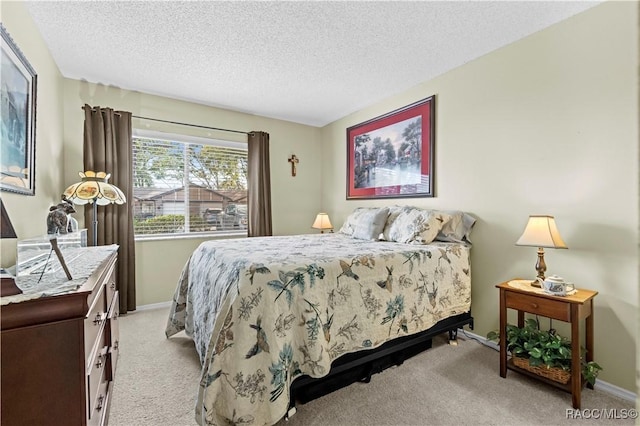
left=83, top=105, right=136, bottom=313
left=247, top=131, right=272, bottom=237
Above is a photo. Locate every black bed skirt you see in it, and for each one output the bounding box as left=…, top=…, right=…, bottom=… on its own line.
left=289, top=312, right=474, bottom=406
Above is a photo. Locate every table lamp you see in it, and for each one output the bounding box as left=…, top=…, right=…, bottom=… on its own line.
left=515, top=215, right=567, bottom=287
left=312, top=213, right=333, bottom=233
left=63, top=171, right=126, bottom=246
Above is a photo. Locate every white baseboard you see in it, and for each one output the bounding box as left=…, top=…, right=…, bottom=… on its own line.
left=459, top=329, right=637, bottom=404
left=136, top=300, right=172, bottom=311
left=594, top=380, right=637, bottom=403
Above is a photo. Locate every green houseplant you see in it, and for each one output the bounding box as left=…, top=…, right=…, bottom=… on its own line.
left=487, top=318, right=602, bottom=386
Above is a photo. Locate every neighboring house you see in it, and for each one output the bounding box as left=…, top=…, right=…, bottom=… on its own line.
left=133, top=184, right=246, bottom=219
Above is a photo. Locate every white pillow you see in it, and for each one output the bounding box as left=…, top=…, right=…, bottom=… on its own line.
left=352, top=207, right=390, bottom=240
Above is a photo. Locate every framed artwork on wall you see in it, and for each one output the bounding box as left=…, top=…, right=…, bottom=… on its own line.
left=346, top=96, right=435, bottom=200
left=1, top=24, right=37, bottom=195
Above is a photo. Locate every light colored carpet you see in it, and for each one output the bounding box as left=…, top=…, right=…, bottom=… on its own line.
left=110, top=307, right=635, bottom=426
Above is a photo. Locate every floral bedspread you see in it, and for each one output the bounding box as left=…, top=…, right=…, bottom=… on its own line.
left=166, top=233, right=471, bottom=426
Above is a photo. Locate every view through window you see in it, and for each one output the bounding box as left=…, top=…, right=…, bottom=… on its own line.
left=132, top=131, right=248, bottom=237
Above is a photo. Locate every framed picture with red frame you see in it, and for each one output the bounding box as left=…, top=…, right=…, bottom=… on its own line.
left=346, top=96, right=435, bottom=200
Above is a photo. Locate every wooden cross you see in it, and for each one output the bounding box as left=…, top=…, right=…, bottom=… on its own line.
left=288, top=154, right=299, bottom=177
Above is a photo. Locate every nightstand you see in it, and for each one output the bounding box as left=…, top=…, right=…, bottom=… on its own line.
left=496, top=279, right=598, bottom=409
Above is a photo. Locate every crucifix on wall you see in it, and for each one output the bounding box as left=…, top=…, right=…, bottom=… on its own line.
left=288, top=154, right=299, bottom=177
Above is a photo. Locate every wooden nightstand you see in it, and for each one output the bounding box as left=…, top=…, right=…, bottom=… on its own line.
left=496, top=279, right=598, bottom=409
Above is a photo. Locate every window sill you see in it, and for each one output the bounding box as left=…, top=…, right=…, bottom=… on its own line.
left=135, top=231, right=247, bottom=243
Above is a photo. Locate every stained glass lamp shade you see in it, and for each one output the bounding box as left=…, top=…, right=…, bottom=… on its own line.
left=63, top=171, right=126, bottom=245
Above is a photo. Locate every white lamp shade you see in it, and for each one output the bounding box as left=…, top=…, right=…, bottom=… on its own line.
left=63, top=171, right=126, bottom=205
left=312, top=213, right=333, bottom=230
left=516, top=215, right=567, bottom=249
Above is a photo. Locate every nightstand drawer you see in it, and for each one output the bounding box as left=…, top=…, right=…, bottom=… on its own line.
left=505, top=291, right=570, bottom=321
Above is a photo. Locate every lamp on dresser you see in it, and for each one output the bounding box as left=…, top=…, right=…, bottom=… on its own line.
left=63, top=170, right=126, bottom=246
left=515, top=214, right=567, bottom=287
left=0, top=198, right=22, bottom=296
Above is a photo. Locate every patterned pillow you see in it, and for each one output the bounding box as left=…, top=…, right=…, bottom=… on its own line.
left=339, top=207, right=383, bottom=236
left=435, top=210, right=476, bottom=243
left=381, top=205, right=415, bottom=241
left=384, top=208, right=451, bottom=244
left=352, top=207, right=390, bottom=240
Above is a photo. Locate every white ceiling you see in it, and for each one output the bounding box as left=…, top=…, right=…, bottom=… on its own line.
left=25, top=1, right=600, bottom=127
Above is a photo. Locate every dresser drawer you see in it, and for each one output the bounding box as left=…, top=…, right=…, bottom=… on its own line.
left=85, top=286, right=108, bottom=358
left=87, top=345, right=109, bottom=421
left=505, top=291, right=570, bottom=321
left=107, top=291, right=120, bottom=380
left=88, top=373, right=109, bottom=426
left=104, top=262, right=117, bottom=311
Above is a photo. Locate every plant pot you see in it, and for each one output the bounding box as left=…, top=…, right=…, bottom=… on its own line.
left=513, top=356, right=571, bottom=384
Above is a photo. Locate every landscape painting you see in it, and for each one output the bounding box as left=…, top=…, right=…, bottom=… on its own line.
left=1, top=24, right=37, bottom=195
left=346, top=96, right=434, bottom=199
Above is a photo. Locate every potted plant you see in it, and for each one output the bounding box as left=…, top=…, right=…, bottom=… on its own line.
left=487, top=318, right=602, bottom=386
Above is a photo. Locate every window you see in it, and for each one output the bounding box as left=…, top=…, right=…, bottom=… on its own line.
left=132, top=130, right=248, bottom=237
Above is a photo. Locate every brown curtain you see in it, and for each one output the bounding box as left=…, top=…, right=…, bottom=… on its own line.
left=247, top=131, right=272, bottom=237
left=83, top=104, right=136, bottom=313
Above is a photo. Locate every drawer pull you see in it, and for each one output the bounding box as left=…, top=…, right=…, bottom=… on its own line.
left=96, top=395, right=104, bottom=411
left=113, top=340, right=119, bottom=350
left=110, top=282, right=116, bottom=290
left=114, top=312, right=119, bottom=321
left=96, top=354, right=103, bottom=369
left=93, top=312, right=104, bottom=326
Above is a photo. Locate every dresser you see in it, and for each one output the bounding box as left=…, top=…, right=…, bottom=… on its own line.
left=1, top=247, right=119, bottom=426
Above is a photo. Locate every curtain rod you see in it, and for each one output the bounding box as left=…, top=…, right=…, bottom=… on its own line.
left=81, top=106, right=251, bottom=135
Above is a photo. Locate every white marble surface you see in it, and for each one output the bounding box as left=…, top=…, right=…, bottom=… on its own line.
left=1, top=245, right=118, bottom=305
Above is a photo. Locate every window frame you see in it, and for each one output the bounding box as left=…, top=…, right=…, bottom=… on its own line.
left=132, top=129, right=248, bottom=241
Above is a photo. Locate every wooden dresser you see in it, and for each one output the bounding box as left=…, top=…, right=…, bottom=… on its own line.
left=1, top=249, right=119, bottom=426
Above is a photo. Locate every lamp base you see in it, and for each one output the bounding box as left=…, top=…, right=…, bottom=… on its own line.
left=1, top=276, right=22, bottom=296
left=533, top=247, right=547, bottom=288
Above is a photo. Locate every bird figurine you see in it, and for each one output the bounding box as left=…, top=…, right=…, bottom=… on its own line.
left=376, top=266, right=394, bottom=292
left=245, top=316, right=270, bottom=359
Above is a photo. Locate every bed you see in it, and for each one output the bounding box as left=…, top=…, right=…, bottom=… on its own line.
left=166, top=206, right=474, bottom=426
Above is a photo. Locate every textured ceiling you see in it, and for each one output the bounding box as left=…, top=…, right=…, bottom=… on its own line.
left=25, top=1, right=600, bottom=127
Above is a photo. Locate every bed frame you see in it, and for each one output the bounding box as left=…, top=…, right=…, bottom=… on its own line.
left=288, top=312, right=474, bottom=410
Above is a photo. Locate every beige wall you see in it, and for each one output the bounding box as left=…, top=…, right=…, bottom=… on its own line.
left=320, top=1, right=638, bottom=392
left=0, top=2, right=65, bottom=268
left=61, top=79, right=323, bottom=305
